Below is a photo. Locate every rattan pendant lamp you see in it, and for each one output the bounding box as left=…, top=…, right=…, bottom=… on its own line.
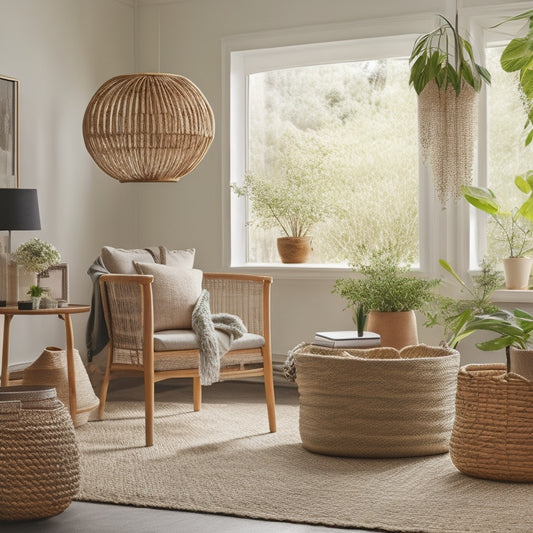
left=82, top=73, right=215, bottom=183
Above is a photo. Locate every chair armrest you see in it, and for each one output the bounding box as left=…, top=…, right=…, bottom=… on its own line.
left=202, top=273, right=272, bottom=338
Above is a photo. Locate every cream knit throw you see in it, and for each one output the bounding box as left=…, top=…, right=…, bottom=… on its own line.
left=192, top=289, right=247, bottom=386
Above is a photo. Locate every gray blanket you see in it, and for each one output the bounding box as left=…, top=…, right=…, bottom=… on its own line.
left=192, top=289, right=247, bottom=386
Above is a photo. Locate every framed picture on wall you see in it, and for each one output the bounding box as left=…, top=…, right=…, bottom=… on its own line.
left=0, top=75, right=19, bottom=189
left=38, top=263, right=69, bottom=302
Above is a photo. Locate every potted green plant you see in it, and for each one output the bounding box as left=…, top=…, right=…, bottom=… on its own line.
left=231, top=163, right=335, bottom=263
left=333, top=248, right=439, bottom=349
left=26, top=284, right=46, bottom=310
left=409, top=15, right=490, bottom=204
left=424, top=259, right=503, bottom=348
left=462, top=175, right=533, bottom=289
left=12, top=238, right=61, bottom=301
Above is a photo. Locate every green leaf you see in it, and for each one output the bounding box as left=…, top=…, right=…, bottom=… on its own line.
left=500, top=37, right=533, bottom=73
left=475, top=64, right=491, bottom=85
left=518, top=195, right=533, bottom=220
left=439, top=259, right=469, bottom=291
left=515, top=175, right=531, bottom=194
left=461, top=185, right=501, bottom=215
left=492, top=10, right=533, bottom=29
left=476, top=336, right=516, bottom=351
left=526, top=128, right=533, bottom=147
left=520, top=66, right=533, bottom=100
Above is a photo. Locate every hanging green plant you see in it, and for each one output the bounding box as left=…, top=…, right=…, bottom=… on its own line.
left=494, top=9, right=533, bottom=146
left=409, top=15, right=490, bottom=205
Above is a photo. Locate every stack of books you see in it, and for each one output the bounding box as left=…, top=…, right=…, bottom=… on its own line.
left=313, top=330, right=381, bottom=348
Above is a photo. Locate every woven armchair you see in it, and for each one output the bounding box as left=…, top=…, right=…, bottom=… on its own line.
left=98, top=272, right=276, bottom=446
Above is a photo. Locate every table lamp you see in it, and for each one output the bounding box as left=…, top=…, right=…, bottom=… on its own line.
left=0, top=188, right=41, bottom=305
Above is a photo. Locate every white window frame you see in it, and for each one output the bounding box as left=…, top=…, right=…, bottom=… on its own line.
left=221, top=13, right=482, bottom=280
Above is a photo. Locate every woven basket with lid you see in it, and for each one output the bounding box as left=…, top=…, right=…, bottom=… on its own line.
left=0, top=386, right=80, bottom=521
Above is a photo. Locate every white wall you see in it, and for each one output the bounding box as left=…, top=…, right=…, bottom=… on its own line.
left=134, top=0, right=533, bottom=365
left=0, top=0, right=138, bottom=365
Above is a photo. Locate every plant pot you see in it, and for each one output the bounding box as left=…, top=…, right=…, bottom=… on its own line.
left=276, top=236, right=312, bottom=263
left=31, top=296, right=41, bottom=309
left=508, top=346, right=533, bottom=380
left=366, top=310, right=418, bottom=350
left=502, top=257, right=532, bottom=290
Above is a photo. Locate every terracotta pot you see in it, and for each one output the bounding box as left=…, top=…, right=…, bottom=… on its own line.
left=502, top=257, right=532, bottom=290
left=366, top=310, right=418, bottom=350
left=277, top=236, right=312, bottom=263
left=509, top=347, right=533, bottom=380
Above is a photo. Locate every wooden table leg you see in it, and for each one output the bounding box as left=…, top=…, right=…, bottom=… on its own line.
left=63, top=313, right=77, bottom=421
left=1, top=314, right=13, bottom=387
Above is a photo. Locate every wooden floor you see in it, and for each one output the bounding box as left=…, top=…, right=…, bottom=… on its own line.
left=1, top=379, right=370, bottom=533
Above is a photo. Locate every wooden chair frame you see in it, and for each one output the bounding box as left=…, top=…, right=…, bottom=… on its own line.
left=98, top=272, right=276, bottom=446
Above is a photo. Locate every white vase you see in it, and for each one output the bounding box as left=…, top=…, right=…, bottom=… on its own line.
left=31, top=296, right=41, bottom=310
left=503, top=257, right=533, bottom=290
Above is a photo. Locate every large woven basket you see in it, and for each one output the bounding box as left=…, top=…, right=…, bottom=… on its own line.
left=450, top=364, right=533, bottom=482
left=292, top=343, right=460, bottom=457
left=0, top=386, right=80, bottom=521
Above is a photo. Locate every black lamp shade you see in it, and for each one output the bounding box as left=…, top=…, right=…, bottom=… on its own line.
left=0, top=189, right=41, bottom=231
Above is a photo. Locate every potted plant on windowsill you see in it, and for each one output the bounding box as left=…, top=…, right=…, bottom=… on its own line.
left=409, top=15, right=490, bottom=204
left=424, top=259, right=503, bottom=349
left=333, top=247, right=439, bottom=349
left=231, top=162, right=335, bottom=263
left=462, top=175, right=533, bottom=289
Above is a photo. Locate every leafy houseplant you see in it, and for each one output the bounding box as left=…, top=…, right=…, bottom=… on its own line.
left=462, top=177, right=533, bottom=289
left=12, top=238, right=61, bottom=274
left=494, top=9, right=533, bottom=146
left=333, top=248, right=439, bottom=348
left=27, top=285, right=45, bottom=298
left=424, top=259, right=503, bottom=349
left=231, top=165, right=335, bottom=263
left=409, top=15, right=490, bottom=204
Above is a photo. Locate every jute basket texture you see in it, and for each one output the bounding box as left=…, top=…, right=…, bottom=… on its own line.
left=450, top=364, right=533, bottom=482
left=22, top=346, right=99, bottom=427
left=0, top=386, right=80, bottom=521
left=292, top=343, right=460, bottom=457
left=82, top=73, right=215, bottom=183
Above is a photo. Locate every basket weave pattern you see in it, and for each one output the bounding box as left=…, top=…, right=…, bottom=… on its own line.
left=83, top=73, right=215, bottom=183
left=293, top=344, right=460, bottom=458
left=0, top=386, right=80, bottom=520
left=450, top=364, right=533, bottom=482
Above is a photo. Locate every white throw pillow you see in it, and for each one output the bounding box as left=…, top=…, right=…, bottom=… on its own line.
left=161, top=247, right=196, bottom=269
left=134, top=262, right=203, bottom=331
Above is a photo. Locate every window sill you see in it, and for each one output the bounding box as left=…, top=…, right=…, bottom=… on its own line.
left=492, top=290, right=533, bottom=304
left=230, top=262, right=352, bottom=280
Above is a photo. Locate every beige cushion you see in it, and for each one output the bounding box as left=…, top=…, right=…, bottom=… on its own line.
left=152, top=330, right=265, bottom=371
left=153, top=330, right=265, bottom=352
left=102, top=246, right=155, bottom=274
left=134, top=262, right=203, bottom=331
left=162, top=247, right=195, bottom=268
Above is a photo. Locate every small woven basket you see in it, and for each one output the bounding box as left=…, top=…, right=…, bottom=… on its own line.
left=0, top=386, right=80, bottom=521
left=450, top=364, right=533, bottom=482
left=22, top=346, right=100, bottom=427
left=292, top=343, right=460, bottom=457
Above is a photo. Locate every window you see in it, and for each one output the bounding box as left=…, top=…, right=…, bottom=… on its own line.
left=485, top=44, right=533, bottom=261
left=247, top=59, right=418, bottom=265
left=228, top=33, right=423, bottom=269
left=226, top=11, right=531, bottom=280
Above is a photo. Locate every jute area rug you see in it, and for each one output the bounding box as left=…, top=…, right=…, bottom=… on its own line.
left=76, top=381, right=532, bottom=533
